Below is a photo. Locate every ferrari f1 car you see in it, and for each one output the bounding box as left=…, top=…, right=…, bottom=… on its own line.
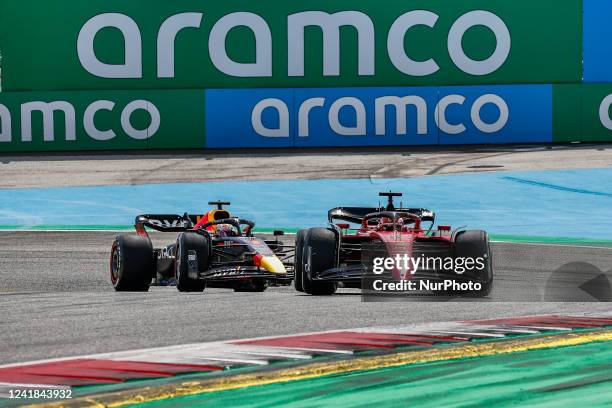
left=110, top=202, right=293, bottom=292
left=294, top=192, right=493, bottom=297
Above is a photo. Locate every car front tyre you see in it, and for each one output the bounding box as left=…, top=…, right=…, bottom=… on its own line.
left=301, top=228, right=338, bottom=296
left=175, top=233, right=208, bottom=293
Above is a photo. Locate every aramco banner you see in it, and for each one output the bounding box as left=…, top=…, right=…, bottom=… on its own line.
left=205, top=85, right=553, bottom=147
left=0, top=90, right=205, bottom=152
left=0, top=0, right=582, bottom=91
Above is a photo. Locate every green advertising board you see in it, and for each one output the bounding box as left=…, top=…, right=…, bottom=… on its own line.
left=0, top=90, right=205, bottom=152
left=553, top=84, right=612, bottom=143
left=0, top=0, right=582, bottom=91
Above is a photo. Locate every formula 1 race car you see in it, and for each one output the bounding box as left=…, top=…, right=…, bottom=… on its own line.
left=294, top=192, right=493, bottom=297
left=110, top=202, right=293, bottom=292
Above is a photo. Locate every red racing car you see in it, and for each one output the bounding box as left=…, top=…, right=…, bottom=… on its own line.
left=294, top=192, right=493, bottom=297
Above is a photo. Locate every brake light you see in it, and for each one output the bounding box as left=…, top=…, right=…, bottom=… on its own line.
left=135, top=223, right=148, bottom=237
left=336, top=223, right=350, bottom=230
left=438, top=225, right=451, bottom=231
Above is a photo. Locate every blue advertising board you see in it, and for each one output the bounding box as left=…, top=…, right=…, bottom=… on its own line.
left=293, top=87, right=439, bottom=147
left=205, top=85, right=553, bottom=148
left=205, top=88, right=294, bottom=148
left=583, top=0, right=612, bottom=82
left=437, top=85, right=552, bottom=144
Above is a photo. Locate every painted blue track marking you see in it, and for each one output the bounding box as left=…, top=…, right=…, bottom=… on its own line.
left=0, top=168, right=610, bottom=239
left=502, top=176, right=612, bottom=197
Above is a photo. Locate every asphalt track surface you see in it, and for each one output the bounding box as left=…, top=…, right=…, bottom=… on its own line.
left=1, top=145, right=611, bottom=367
left=1, top=231, right=612, bottom=365
left=1, top=144, right=611, bottom=188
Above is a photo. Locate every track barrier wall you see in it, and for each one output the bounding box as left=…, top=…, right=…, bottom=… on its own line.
left=0, top=0, right=582, bottom=91
left=0, top=90, right=205, bottom=152
left=0, top=0, right=611, bottom=151
left=205, top=85, right=553, bottom=147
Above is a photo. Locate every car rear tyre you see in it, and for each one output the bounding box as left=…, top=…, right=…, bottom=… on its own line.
left=293, top=229, right=307, bottom=292
left=110, top=235, right=154, bottom=291
left=452, top=230, right=493, bottom=297
left=175, top=232, right=209, bottom=292
left=301, top=228, right=338, bottom=296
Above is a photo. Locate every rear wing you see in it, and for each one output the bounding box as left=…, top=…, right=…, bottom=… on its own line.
left=135, top=214, right=198, bottom=232
left=328, top=207, right=435, bottom=224
left=134, top=214, right=257, bottom=235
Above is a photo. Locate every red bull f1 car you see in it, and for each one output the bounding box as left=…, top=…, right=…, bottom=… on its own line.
left=110, top=202, right=293, bottom=292
left=294, top=192, right=493, bottom=297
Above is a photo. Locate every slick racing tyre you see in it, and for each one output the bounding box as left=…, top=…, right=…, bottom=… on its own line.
left=452, top=230, right=493, bottom=297
left=175, top=232, right=209, bottom=292
left=293, top=229, right=307, bottom=292
left=110, top=234, right=154, bottom=291
left=301, top=228, right=338, bottom=296
left=234, top=279, right=267, bottom=292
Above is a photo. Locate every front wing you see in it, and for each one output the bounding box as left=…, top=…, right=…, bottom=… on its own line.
left=201, top=266, right=293, bottom=285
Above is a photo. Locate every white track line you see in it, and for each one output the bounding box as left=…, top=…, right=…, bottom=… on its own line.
left=1, top=313, right=610, bottom=374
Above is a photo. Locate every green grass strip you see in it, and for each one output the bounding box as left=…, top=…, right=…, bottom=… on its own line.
left=134, top=339, right=612, bottom=408
left=489, top=234, right=612, bottom=247
left=1, top=225, right=611, bottom=247
left=0, top=225, right=301, bottom=233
